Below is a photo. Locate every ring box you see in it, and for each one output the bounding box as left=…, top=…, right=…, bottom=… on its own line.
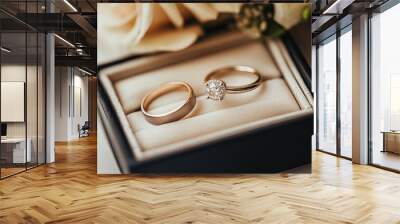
left=98, top=25, right=313, bottom=173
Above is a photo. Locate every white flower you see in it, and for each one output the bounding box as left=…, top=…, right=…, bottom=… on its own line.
left=274, top=3, right=307, bottom=30
left=98, top=3, right=241, bottom=63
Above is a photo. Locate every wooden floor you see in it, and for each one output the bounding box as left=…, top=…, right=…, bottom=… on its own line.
left=0, top=135, right=400, bottom=223
left=1, top=167, right=26, bottom=178
left=372, top=150, right=400, bottom=171
left=1, top=163, right=44, bottom=178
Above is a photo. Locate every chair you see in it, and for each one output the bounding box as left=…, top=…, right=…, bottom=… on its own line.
left=78, top=121, right=90, bottom=138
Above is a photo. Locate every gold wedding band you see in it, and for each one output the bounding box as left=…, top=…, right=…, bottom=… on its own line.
left=204, top=65, right=262, bottom=101
left=141, top=81, right=196, bottom=125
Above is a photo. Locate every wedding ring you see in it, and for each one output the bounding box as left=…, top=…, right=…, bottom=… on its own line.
left=204, top=65, right=262, bottom=101
left=141, top=81, right=196, bottom=125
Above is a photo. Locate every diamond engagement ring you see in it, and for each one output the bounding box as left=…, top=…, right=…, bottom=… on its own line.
left=204, top=65, right=262, bottom=101
left=141, top=81, right=196, bottom=125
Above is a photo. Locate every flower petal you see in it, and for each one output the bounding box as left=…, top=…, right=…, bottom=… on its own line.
left=182, top=3, right=218, bottom=22
left=159, top=3, right=184, bottom=28
left=210, top=3, right=242, bottom=13
left=98, top=3, right=138, bottom=28
left=124, top=4, right=154, bottom=45
left=274, top=3, right=306, bottom=30
left=130, top=25, right=204, bottom=54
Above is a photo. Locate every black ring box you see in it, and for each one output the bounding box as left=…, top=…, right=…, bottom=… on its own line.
left=97, top=19, right=313, bottom=173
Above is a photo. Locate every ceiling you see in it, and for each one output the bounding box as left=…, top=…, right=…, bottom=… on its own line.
left=0, top=0, right=100, bottom=73
left=1, top=0, right=392, bottom=74
left=311, top=0, right=391, bottom=43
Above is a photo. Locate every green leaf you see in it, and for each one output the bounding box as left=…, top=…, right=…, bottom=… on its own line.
left=263, top=19, right=285, bottom=37
left=302, top=7, right=311, bottom=21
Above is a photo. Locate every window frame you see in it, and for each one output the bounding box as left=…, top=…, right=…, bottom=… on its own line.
left=315, top=23, right=353, bottom=160
left=367, top=0, right=400, bottom=173
left=0, top=0, right=47, bottom=180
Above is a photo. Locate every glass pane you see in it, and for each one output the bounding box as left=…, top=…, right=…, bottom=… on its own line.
left=1, top=30, right=27, bottom=177
left=27, top=31, right=38, bottom=169
left=317, top=37, right=337, bottom=154
left=38, top=32, right=46, bottom=165
left=26, top=0, right=39, bottom=169
left=371, top=3, right=400, bottom=171
left=339, top=29, right=352, bottom=158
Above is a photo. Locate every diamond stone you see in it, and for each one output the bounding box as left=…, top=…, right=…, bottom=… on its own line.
left=206, top=80, right=226, bottom=101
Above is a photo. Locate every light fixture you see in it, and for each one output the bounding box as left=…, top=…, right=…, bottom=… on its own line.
left=63, top=0, right=78, bottom=12
left=1, top=47, right=11, bottom=53
left=54, top=34, right=75, bottom=48
left=322, top=0, right=354, bottom=15
left=76, top=48, right=88, bottom=56
left=78, top=67, right=93, bottom=76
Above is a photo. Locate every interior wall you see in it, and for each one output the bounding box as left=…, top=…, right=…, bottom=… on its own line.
left=0, top=65, right=38, bottom=138
left=71, top=73, right=89, bottom=138
left=312, top=45, right=316, bottom=150
left=88, top=77, right=97, bottom=132
left=54, top=66, right=69, bottom=141
left=54, top=67, right=89, bottom=141
left=46, top=33, right=55, bottom=163
left=352, top=14, right=369, bottom=164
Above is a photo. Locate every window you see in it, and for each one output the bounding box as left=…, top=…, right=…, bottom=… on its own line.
left=0, top=2, right=46, bottom=179
left=316, top=26, right=353, bottom=159
left=317, top=36, right=337, bottom=154
left=339, top=28, right=352, bottom=158
left=370, top=2, right=400, bottom=171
